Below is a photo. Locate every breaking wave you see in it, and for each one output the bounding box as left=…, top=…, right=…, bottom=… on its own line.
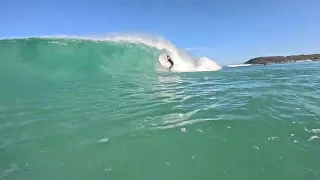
left=1, top=34, right=222, bottom=73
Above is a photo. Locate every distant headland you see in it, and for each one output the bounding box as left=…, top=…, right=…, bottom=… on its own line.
left=244, top=54, right=320, bottom=64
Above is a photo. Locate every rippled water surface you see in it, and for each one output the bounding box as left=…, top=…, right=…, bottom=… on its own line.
left=1, top=62, right=320, bottom=180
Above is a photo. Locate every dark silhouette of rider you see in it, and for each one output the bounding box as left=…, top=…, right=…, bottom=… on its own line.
left=167, top=55, right=174, bottom=71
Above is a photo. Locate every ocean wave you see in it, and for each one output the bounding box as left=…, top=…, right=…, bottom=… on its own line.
left=0, top=34, right=222, bottom=73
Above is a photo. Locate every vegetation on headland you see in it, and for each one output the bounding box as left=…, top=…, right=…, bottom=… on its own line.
left=244, top=54, right=320, bottom=64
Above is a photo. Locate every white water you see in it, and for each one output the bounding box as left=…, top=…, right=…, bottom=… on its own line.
left=228, top=64, right=252, bottom=68
left=6, top=33, right=222, bottom=72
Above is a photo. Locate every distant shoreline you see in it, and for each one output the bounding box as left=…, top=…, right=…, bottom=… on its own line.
left=244, top=54, right=320, bottom=65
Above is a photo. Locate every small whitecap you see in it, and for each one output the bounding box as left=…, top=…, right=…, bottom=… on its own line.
left=196, top=129, right=204, bottom=133
left=267, top=137, right=278, bottom=141
left=291, top=134, right=294, bottom=137
left=97, top=138, right=109, bottom=143
left=253, top=146, right=259, bottom=150
left=227, top=126, right=231, bottom=129
left=294, top=140, right=298, bottom=143
left=181, top=128, right=187, bottom=132
left=308, top=135, right=319, bottom=141
left=304, top=127, right=320, bottom=134
left=311, top=129, right=320, bottom=134
left=104, top=168, right=112, bottom=172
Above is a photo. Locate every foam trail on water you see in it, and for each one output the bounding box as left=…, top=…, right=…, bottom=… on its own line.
left=5, top=33, right=222, bottom=72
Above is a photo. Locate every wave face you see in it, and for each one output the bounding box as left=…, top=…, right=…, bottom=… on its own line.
left=0, top=37, right=159, bottom=77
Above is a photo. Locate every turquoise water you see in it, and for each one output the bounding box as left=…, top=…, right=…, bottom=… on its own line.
left=1, top=38, right=320, bottom=180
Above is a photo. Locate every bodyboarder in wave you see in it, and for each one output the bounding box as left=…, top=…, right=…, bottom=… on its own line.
left=167, top=55, right=174, bottom=71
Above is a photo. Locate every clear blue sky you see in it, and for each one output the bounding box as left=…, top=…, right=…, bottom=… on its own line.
left=2, top=0, right=320, bottom=64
